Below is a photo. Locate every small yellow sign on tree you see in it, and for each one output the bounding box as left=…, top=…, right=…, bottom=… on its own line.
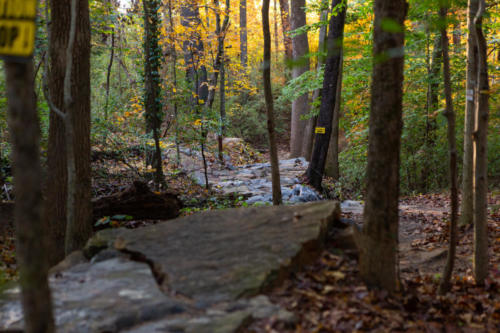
left=0, top=0, right=37, bottom=58
left=315, top=127, right=326, bottom=134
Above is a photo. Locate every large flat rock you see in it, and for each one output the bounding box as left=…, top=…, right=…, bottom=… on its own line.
left=1, top=201, right=340, bottom=332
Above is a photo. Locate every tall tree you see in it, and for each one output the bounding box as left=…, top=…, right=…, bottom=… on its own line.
left=5, top=60, right=55, bottom=333
left=240, top=0, right=248, bottom=68
left=421, top=35, right=442, bottom=192
left=438, top=2, right=459, bottom=295
left=306, top=0, right=346, bottom=191
left=356, top=0, right=407, bottom=292
left=289, top=0, right=311, bottom=158
left=45, top=0, right=92, bottom=264
left=460, top=0, right=478, bottom=227
left=181, top=0, right=210, bottom=188
left=472, top=0, right=489, bottom=284
left=263, top=0, right=283, bottom=205
left=324, top=54, right=343, bottom=179
left=278, top=0, right=293, bottom=60
left=303, top=0, right=330, bottom=161
left=143, top=0, right=165, bottom=189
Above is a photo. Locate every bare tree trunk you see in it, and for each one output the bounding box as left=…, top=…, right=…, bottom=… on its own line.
left=438, top=3, right=459, bottom=295
left=306, top=0, right=346, bottom=191
left=422, top=35, right=442, bottom=193
left=5, top=60, right=55, bottom=333
left=45, top=0, right=92, bottom=263
left=472, top=0, right=489, bottom=285
left=289, top=0, right=310, bottom=158
left=278, top=0, right=293, bottom=61
left=325, top=55, right=343, bottom=179
left=104, top=28, right=115, bottom=126
left=303, top=0, right=329, bottom=161
left=167, top=0, right=181, bottom=166
left=460, top=0, right=479, bottom=227
left=240, top=0, right=248, bottom=68
left=356, top=0, right=407, bottom=293
left=263, top=0, right=283, bottom=206
left=274, top=0, right=279, bottom=62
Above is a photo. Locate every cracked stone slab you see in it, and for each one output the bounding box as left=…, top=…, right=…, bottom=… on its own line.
left=0, top=257, right=187, bottom=332
left=87, top=201, right=340, bottom=305
left=1, top=201, right=340, bottom=332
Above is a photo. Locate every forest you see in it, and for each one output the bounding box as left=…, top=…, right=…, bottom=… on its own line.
left=0, top=0, right=499, bottom=332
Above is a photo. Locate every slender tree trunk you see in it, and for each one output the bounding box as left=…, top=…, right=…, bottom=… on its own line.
left=278, top=0, right=293, bottom=61
left=325, top=54, right=343, bottom=179
left=422, top=35, right=442, bottom=192
left=306, top=0, right=346, bottom=191
left=240, top=0, right=248, bottom=68
left=357, top=0, right=407, bottom=293
left=167, top=0, right=181, bottom=166
left=460, top=0, right=479, bottom=227
left=289, top=0, right=310, bottom=157
left=104, top=28, right=115, bottom=126
left=5, top=60, right=55, bottom=333
left=472, top=0, right=489, bottom=285
left=45, top=0, right=92, bottom=264
left=274, top=0, right=279, bottom=62
left=218, top=55, right=226, bottom=162
left=303, top=0, right=329, bottom=161
left=438, top=3, right=459, bottom=295
left=263, top=0, right=283, bottom=206
left=143, top=0, right=165, bottom=189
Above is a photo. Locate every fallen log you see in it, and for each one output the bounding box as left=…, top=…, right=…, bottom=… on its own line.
left=92, top=181, right=182, bottom=221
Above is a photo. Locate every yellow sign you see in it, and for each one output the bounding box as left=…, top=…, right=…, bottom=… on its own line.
left=0, top=0, right=37, bottom=58
left=315, top=127, right=326, bottom=134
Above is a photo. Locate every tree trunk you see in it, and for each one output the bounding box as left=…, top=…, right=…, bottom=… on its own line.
left=181, top=1, right=209, bottom=105
left=167, top=0, right=181, bottom=166
left=438, top=3, right=459, bottom=295
left=306, top=0, right=346, bottom=191
left=472, top=0, right=489, bottom=285
left=240, top=0, right=248, bottom=68
left=357, top=0, right=407, bottom=293
left=274, top=0, right=279, bottom=61
left=45, top=0, right=92, bottom=265
left=104, top=28, right=115, bottom=128
left=5, top=60, right=55, bottom=333
left=325, top=55, right=343, bottom=179
left=289, top=0, right=310, bottom=158
left=422, top=35, right=442, bottom=192
left=460, top=0, right=478, bottom=227
left=302, top=0, right=329, bottom=161
left=143, top=0, right=165, bottom=189
left=278, top=0, right=293, bottom=61
left=263, top=0, right=283, bottom=206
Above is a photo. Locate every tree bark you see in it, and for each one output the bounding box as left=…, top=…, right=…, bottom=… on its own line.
left=104, top=28, right=114, bottom=126
left=143, top=0, right=165, bottom=189
left=302, top=0, right=329, bottom=161
left=460, top=0, right=479, bottom=227
left=438, top=3, right=459, bottom=295
left=289, top=0, right=310, bottom=158
left=263, top=0, right=283, bottom=206
left=5, top=60, right=55, bottom=333
left=240, top=0, right=248, bottom=68
left=306, top=0, right=346, bottom=191
left=45, top=0, right=92, bottom=265
left=278, top=0, right=293, bottom=61
left=472, top=0, right=489, bottom=285
left=357, top=0, right=407, bottom=293
left=325, top=54, right=343, bottom=179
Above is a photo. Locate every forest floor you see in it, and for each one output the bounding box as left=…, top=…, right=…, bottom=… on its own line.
left=1, top=142, right=500, bottom=331
left=247, top=191, right=500, bottom=332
